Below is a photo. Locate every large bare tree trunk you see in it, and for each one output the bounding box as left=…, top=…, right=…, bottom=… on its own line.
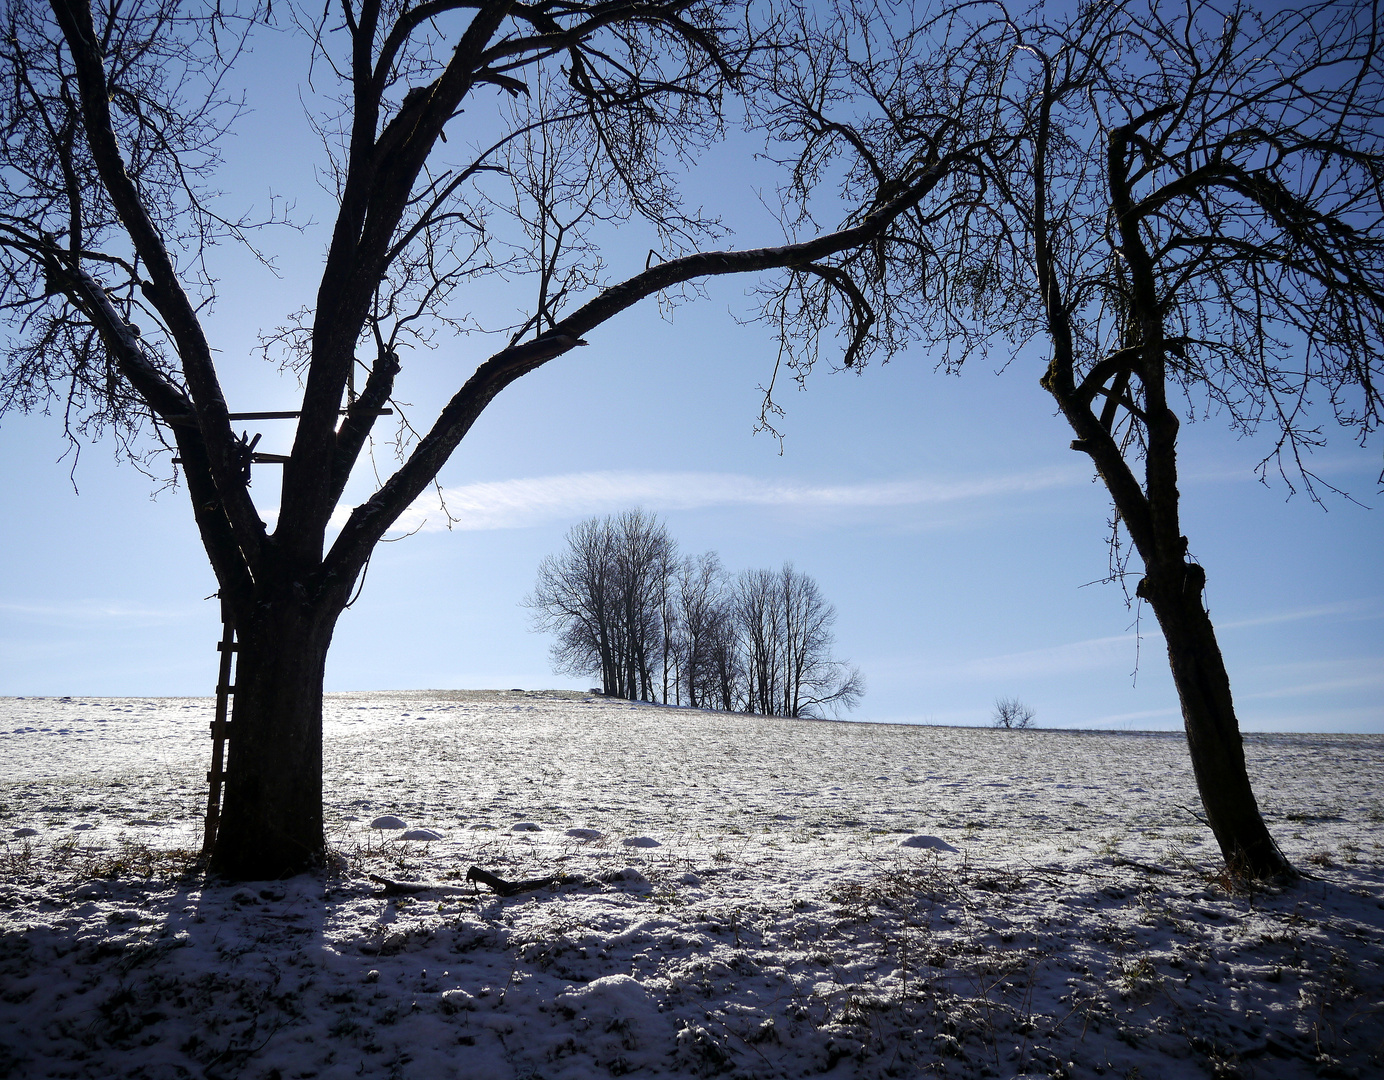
left=1137, top=562, right=1293, bottom=879
left=208, top=596, right=341, bottom=880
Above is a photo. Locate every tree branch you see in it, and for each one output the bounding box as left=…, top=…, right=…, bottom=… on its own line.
left=48, top=0, right=264, bottom=574
left=321, top=164, right=954, bottom=587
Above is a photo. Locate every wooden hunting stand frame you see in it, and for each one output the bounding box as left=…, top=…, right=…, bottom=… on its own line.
left=201, top=594, right=235, bottom=856
left=196, top=405, right=391, bottom=857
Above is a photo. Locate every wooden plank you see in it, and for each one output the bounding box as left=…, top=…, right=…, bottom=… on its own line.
left=202, top=595, right=237, bottom=858
left=226, top=408, right=393, bottom=420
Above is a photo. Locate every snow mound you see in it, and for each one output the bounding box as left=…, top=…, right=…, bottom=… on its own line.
left=401, top=828, right=442, bottom=842
left=369, top=815, right=408, bottom=830
left=438, top=988, right=476, bottom=1014
left=556, top=974, right=672, bottom=1070
left=557, top=973, right=651, bottom=1018
left=622, top=835, right=661, bottom=848
left=900, top=834, right=958, bottom=851
left=565, top=827, right=602, bottom=840
left=511, top=821, right=542, bottom=832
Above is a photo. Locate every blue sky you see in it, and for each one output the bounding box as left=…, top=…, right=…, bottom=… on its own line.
left=2, top=20, right=1380, bottom=731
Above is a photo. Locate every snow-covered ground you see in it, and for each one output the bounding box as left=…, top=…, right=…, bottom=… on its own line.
left=1, top=690, right=1381, bottom=1079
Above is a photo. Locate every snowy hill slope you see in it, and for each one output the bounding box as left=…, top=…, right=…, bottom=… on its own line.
left=1, top=691, right=1381, bottom=1078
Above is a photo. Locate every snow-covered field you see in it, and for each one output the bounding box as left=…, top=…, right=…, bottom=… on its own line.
left=1, top=690, right=1381, bottom=1079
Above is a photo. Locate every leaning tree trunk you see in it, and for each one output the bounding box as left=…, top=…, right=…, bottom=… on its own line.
left=1136, top=561, right=1295, bottom=880
left=1055, top=396, right=1297, bottom=882
left=1029, top=113, right=1298, bottom=883
left=1039, top=323, right=1295, bottom=881
left=208, top=594, right=342, bottom=880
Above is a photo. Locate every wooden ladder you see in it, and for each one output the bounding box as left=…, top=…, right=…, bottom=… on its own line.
left=201, top=595, right=236, bottom=857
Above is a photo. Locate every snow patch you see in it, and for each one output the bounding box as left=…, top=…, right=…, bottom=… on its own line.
left=438, top=988, right=477, bottom=1013
left=2, top=690, right=1381, bottom=1080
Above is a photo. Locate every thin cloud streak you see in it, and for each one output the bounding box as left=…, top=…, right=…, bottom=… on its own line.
left=1217, top=599, right=1378, bottom=631
left=1243, top=672, right=1384, bottom=700
left=333, top=466, right=1086, bottom=534
left=0, top=600, right=193, bottom=624
left=1087, top=707, right=1182, bottom=729
left=955, top=631, right=1158, bottom=681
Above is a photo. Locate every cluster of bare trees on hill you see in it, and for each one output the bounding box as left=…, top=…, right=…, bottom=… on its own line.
left=526, top=510, right=863, bottom=719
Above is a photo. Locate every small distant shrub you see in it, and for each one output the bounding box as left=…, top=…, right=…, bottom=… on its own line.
left=992, top=697, right=1035, bottom=729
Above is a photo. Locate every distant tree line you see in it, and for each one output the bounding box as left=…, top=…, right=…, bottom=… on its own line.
left=526, top=510, right=863, bottom=718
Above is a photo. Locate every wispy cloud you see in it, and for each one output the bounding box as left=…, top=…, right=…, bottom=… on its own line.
left=1218, top=599, right=1379, bottom=631
left=1086, top=707, right=1183, bottom=730
left=332, top=465, right=1085, bottom=534
left=1242, top=671, right=1384, bottom=700
left=1181, top=452, right=1381, bottom=487
left=934, top=598, right=1379, bottom=684
left=0, top=600, right=194, bottom=625
left=954, top=631, right=1158, bottom=681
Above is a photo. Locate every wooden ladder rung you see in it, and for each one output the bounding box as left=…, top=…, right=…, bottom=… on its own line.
left=204, top=603, right=237, bottom=859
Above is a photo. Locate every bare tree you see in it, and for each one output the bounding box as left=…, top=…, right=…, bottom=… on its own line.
left=0, top=0, right=955, bottom=878
left=674, top=550, right=727, bottom=709
left=531, top=523, right=861, bottom=718
left=735, top=562, right=862, bottom=719
left=992, top=697, right=1035, bottom=730
left=703, top=584, right=745, bottom=712
left=766, top=0, right=1383, bottom=879
left=527, top=516, right=621, bottom=695
left=734, top=566, right=781, bottom=716
left=527, top=510, right=674, bottom=700
left=776, top=562, right=863, bottom=718
left=611, top=508, right=676, bottom=701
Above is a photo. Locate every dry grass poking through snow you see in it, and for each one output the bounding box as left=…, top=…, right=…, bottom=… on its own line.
left=0, top=690, right=1381, bottom=1079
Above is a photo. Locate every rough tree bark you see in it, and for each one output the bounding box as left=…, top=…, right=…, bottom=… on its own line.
left=214, top=592, right=343, bottom=878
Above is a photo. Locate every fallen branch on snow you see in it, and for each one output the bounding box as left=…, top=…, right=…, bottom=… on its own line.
left=367, top=866, right=592, bottom=898
left=466, top=865, right=589, bottom=896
